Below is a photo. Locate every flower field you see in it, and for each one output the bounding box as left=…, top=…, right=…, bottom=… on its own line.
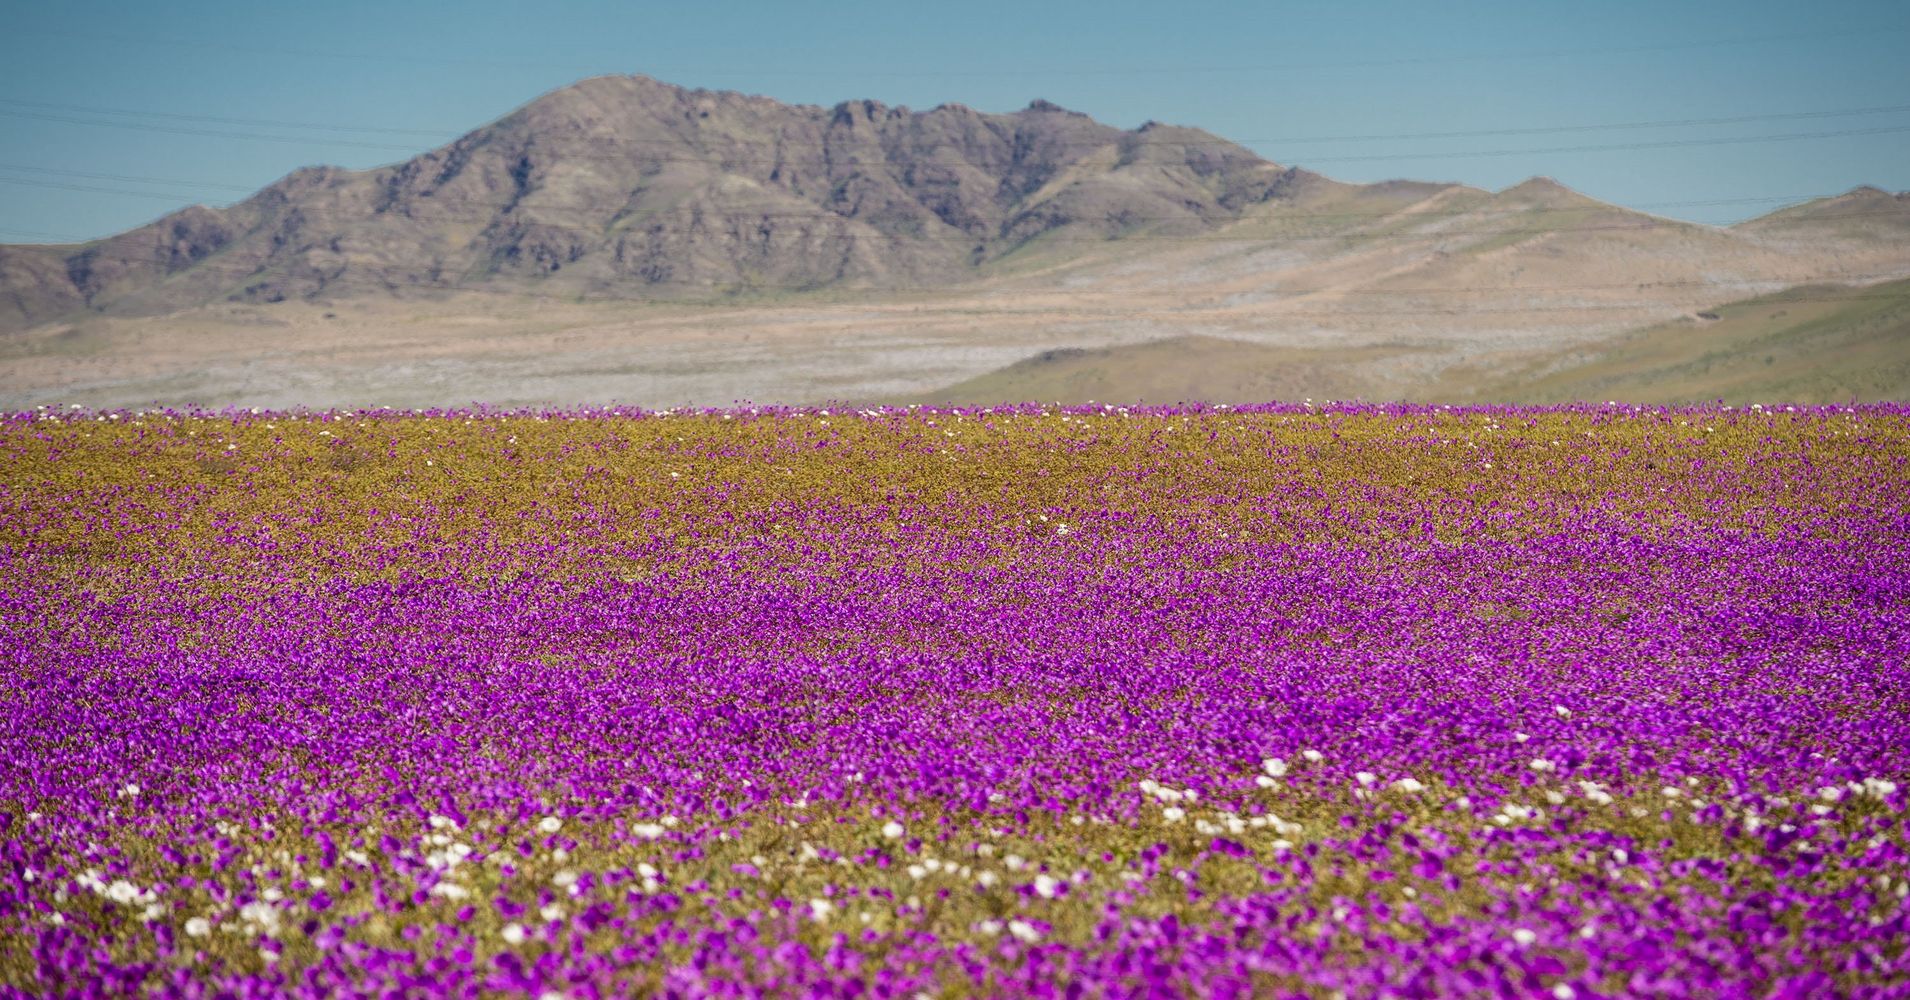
left=3, top=403, right=1909, bottom=997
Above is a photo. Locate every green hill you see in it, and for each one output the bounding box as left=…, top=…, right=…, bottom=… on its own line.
left=1457, top=276, right=1910, bottom=404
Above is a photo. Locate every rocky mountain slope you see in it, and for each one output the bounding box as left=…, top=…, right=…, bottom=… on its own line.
left=0, top=75, right=1302, bottom=331
left=1, top=75, right=1906, bottom=408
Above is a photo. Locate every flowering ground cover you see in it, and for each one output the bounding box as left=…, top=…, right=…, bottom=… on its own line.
left=3, top=402, right=1908, bottom=997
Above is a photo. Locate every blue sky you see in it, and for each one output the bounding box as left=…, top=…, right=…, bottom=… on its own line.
left=2, top=0, right=1907, bottom=242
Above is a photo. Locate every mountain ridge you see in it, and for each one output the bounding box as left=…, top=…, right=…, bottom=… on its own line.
left=6, top=74, right=1900, bottom=336
left=0, top=75, right=1323, bottom=329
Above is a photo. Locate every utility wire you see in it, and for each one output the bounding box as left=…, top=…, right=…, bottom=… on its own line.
left=8, top=107, right=1910, bottom=165
left=16, top=24, right=1907, bottom=77
left=6, top=96, right=1909, bottom=147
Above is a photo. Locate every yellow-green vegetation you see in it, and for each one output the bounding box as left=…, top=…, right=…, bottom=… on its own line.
left=3, top=403, right=1907, bottom=995
left=1461, top=276, right=1910, bottom=404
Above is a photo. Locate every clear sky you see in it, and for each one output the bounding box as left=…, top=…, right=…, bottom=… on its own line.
left=2, top=0, right=1907, bottom=242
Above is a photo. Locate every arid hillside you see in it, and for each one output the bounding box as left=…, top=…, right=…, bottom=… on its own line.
left=1, top=75, right=1905, bottom=408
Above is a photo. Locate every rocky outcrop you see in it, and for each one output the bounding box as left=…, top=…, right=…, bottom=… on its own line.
left=0, top=76, right=1300, bottom=329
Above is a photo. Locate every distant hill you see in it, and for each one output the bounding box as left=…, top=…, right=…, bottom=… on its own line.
left=1, top=75, right=1906, bottom=409
left=1456, top=275, right=1910, bottom=404
left=917, top=277, right=1910, bottom=406
left=1733, top=186, right=1910, bottom=243
left=0, top=75, right=1299, bottom=331
left=909, top=335, right=1414, bottom=405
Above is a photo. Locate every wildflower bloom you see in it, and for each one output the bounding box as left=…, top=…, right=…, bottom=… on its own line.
left=3, top=403, right=1907, bottom=995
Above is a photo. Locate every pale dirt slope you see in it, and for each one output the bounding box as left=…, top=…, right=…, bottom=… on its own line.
left=0, top=75, right=1905, bottom=409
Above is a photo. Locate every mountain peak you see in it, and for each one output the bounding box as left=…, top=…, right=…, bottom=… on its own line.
left=1502, top=176, right=1571, bottom=196
left=0, top=74, right=1308, bottom=330
left=1736, top=184, right=1910, bottom=231
left=1492, top=176, right=1607, bottom=210
left=1023, top=98, right=1082, bottom=116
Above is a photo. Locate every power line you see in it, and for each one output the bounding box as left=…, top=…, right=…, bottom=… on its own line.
left=0, top=163, right=259, bottom=193
left=1302, top=125, right=1910, bottom=164
left=17, top=24, right=1907, bottom=78
left=0, top=226, right=86, bottom=242
left=7, top=96, right=1909, bottom=148
left=0, top=110, right=422, bottom=152
left=1244, top=105, right=1910, bottom=144
left=0, top=99, right=458, bottom=138
left=10, top=107, right=1906, bottom=166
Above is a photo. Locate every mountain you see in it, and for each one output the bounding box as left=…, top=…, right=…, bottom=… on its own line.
left=0, top=75, right=1302, bottom=331
left=1733, top=186, right=1910, bottom=243
left=1, top=75, right=1907, bottom=408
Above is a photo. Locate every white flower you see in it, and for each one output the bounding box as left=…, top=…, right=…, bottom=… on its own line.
left=1300, top=750, right=1324, bottom=762
left=431, top=882, right=470, bottom=900
left=631, top=823, right=666, bottom=840
left=551, top=870, right=578, bottom=888
left=539, top=903, right=564, bottom=922
left=1008, top=919, right=1042, bottom=943
left=1004, top=853, right=1027, bottom=871
left=1512, top=732, right=1530, bottom=743
left=906, top=864, right=928, bottom=880
left=1161, top=806, right=1185, bottom=823
left=1262, top=758, right=1288, bottom=778
left=808, top=898, right=835, bottom=920
left=1661, top=787, right=1682, bottom=798
left=1033, top=875, right=1060, bottom=898
left=1254, top=775, right=1279, bottom=789
left=184, top=917, right=211, bottom=938
left=501, top=923, right=528, bottom=945
left=1817, top=786, right=1844, bottom=803
left=427, top=814, right=457, bottom=830
left=1354, top=772, right=1377, bottom=787
left=1391, top=778, right=1426, bottom=793
left=1554, top=706, right=1572, bottom=718
left=1552, top=985, right=1577, bottom=1000
left=118, top=784, right=140, bottom=798
left=881, top=820, right=906, bottom=840
left=1511, top=928, right=1537, bottom=946
left=1529, top=759, right=1556, bottom=773
left=538, top=816, right=563, bottom=834
left=239, top=902, right=281, bottom=933
left=976, top=871, right=1001, bottom=888
left=105, top=880, right=140, bottom=904
left=977, top=919, right=1003, bottom=936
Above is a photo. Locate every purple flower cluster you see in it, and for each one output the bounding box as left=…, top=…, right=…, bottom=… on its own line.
left=2, top=403, right=1907, bottom=996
